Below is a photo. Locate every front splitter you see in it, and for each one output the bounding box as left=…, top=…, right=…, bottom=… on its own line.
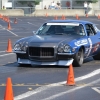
left=18, top=58, right=73, bottom=66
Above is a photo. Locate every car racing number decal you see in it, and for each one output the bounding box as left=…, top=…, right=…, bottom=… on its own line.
left=75, top=39, right=88, bottom=46
left=87, top=38, right=92, bottom=56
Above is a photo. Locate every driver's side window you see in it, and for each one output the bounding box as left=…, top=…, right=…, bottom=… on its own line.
left=85, top=24, right=96, bottom=36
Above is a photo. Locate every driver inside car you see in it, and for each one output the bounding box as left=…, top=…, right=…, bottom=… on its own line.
left=73, top=26, right=85, bottom=36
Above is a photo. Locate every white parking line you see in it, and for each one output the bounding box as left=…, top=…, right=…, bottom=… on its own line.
left=16, top=18, right=22, bottom=21
left=14, top=68, right=100, bottom=100
left=0, top=25, right=18, bottom=36
left=40, top=18, right=49, bottom=20
left=0, top=51, right=6, bottom=53
left=27, top=22, right=38, bottom=26
left=43, top=78, right=100, bottom=100
left=92, top=87, right=100, bottom=94
left=0, top=53, right=14, bottom=57
left=10, top=20, right=13, bottom=23
left=6, top=29, right=18, bottom=36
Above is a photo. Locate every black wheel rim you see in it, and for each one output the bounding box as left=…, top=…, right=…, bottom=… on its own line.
left=77, top=51, right=83, bottom=64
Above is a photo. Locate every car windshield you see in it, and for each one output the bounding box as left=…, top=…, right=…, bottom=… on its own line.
left=36, top=23, right=86, bottom=36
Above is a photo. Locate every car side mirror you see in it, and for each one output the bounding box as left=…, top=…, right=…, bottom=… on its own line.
left=33, top=31, right=36, bottom=35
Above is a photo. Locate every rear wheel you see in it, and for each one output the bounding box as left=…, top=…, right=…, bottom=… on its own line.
left=73, top=49, right=84, bottom=67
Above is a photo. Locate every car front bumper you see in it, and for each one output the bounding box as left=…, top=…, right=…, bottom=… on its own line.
left=18, top=58, right=73, bottom=66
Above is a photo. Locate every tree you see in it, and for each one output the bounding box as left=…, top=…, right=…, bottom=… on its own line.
left=18, top=0, right=41, bottom=7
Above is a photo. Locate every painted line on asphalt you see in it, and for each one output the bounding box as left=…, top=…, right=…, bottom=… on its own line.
left=40, top=18, right=50, bottom=20
left=6, top=29, right=18, bottom=36
left=0, top=42, right=7, bottom=43
left=10, top=20, right=13, bottom=23
left=0, top=51, right=6, bottom=53
left=0, top=25, right=18, bottom=36
left=43, top=78, right=100, bottom=100
left=27, top=22, right=38, bottom=26
left=0, top=53, right=14, bottom=57
left=92, top=87, right=100, bottom=94
left=14, top=68, right=100, bottom=100
left=0, top=83, right=99, bottom=87
left=16, top=18, right=22, bottom=21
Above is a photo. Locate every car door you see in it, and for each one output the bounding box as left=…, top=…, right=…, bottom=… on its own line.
left=85, top=24, right=100, bottom=56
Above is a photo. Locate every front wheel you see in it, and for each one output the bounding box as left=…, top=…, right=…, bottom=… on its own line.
left=73, top=49, right=84, bottom=67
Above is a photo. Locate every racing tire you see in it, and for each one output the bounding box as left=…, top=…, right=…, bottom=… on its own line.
left=73, top=49, right=84, bottom=67
left=93, top=52, right=100, bottom=60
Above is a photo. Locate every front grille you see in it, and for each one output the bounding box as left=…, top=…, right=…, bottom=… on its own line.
left=29, top=47, right=54, bottom=57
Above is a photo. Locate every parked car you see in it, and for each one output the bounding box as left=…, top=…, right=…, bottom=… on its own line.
left=13, top=20, right=100, bottom=67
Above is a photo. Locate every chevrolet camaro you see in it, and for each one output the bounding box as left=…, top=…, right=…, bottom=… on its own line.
left=13, top=20, right=100, bottom=67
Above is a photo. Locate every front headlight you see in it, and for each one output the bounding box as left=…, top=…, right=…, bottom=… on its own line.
left=64, top=45, right=71, bottom=52
left=21, top=43, right=28, bottom=51
left=14, top=43, right=21, bottom=51
left=58, top=45, right=64, bottom=53
left=14, top=42, right=28, bottom=52
left=58, top=44, right=71, bottom=53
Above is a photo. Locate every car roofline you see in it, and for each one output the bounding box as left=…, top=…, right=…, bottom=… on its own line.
left=46, top=20, right=93, bottom=25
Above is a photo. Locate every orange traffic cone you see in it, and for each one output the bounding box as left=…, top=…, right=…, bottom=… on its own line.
left=61, top=15, right=64, bottom=20
left=6, top=39, right=12, bottom=53
left=2, top=16, right=5, bottom=21
left=7, top=17, right=10, bottom=23
left=54, top=15, right=58, bottom=20
left=14, top=18, right=17, bottom=24
left=5, top=16, right=8, bottom=22
left=66, top=64, right=75, bottom=85
left=63, top=15, right=66, bottom=20
left=0, top=14, right=2, bottom=19
left=76, top=14, right=79, bottom=20
left=86, top=13, right=88, bottom=17
left=8, top=22, right=11, bottom=30
left=6, top=17, right=10, bottom=23
left=98, top=14, right=100, bottom=19
left=4, top=77, right=14, bottom=100
left=0, top=14, right=2, bottom=18
left=45, top=13, right=48, bottom=17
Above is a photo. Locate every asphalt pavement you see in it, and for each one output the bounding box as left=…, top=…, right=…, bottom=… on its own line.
left=0, top=16, right=100, bottom=100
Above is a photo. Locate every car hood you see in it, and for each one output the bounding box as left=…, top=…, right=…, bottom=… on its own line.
left=28, top=35, right=81, bottom=45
